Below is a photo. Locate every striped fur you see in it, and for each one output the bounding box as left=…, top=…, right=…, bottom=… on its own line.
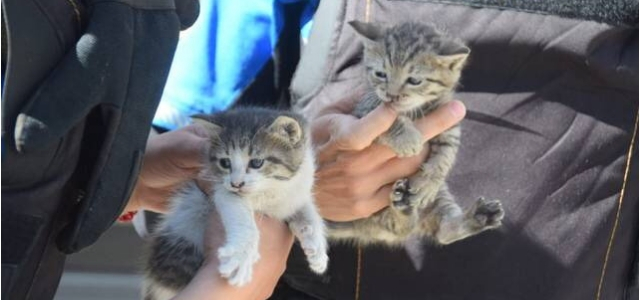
left=143, top=108, right=327, bottom=299
left=328, top=22, right=504, bottom=247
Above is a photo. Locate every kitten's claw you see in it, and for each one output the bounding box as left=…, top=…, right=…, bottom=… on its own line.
left=471, top=197, right=504, bottom=229
left=391, top=178, right=411, bottom=205
left=218, top=243, right=260, bottom=287
left=390, top=178, right=421, bottom=215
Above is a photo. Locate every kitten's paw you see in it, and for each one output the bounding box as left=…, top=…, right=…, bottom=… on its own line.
left=306, top=247, right=329, bottom=274
left=217, top=243, right=260, bottom=287
left=390, top=178, right=428, bottom=214
left=294, top=225, right=329, bottom=274
left=390, top=138, right=424, bottom=158
left=391, top=178, right=412, bottom=209
left=382, top=130, right=425, bottom=158
left=471, top=197, right=504, bottom=229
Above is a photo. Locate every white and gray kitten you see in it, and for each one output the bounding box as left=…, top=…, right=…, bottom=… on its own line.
left=327, top=21, right=505, bottom=246
left=143, top=108, right=328, bottom=300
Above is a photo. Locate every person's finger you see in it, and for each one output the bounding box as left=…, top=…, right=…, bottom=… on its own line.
left=370, top=147, right=428, bottom=186
left=337, top=144, right=396, bottom=169
left=313, top=115, right=348, bottom=165
left=160, top=126, right=211, bottom=171
left=317, top=189, right=392, bottom=222
left=310, top=114, right=338, bottom=147
left=414, top=100, right=466, bottom=140
left=317, top=105, right=397, bottom=165
left=336, top=104, right=398, bottom=151
left=346, top=184, right=394, bottom=221
left=184, top=123, right=211, bottom=139
left=370, top=184, right=394, bottom=209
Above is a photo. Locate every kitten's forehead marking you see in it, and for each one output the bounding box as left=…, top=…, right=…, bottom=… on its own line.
left=230, top=149, right=247, bottom=173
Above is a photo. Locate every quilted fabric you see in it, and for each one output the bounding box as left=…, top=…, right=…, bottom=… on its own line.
left=282, top=1, right=638, bottom=299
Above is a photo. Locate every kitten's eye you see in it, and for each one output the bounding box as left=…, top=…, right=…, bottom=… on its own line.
left=406, top=77, right=422, bottom=86
left=249, top=159, right=264, bottom=169
left=219, top=158, right=231, bottom=169
left=374, top=71, right=387, bottom=79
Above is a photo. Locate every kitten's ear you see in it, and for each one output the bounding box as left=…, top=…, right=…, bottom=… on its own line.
left=191, top=114, right=222, bottom=135
left=349, top=21, right=384, bottom=42
left=438, top=45, right=470, bottom=71
left=266, top=116, right=303, bottom=146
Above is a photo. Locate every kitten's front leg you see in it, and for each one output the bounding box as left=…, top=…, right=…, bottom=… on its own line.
left=287, top=202, right=329, bottom=274
left=377, top=116, right=424, bottom=158
left=391, top=125, right=461, bottom=210
left=213, top=190, right=260, bottom=287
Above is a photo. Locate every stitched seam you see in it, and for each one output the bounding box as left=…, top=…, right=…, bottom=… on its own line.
left=65, top=0, right=82, bottom=29
left=355, top=245, right=362, bottom=300
left=595, top=112, right=638, bottom=300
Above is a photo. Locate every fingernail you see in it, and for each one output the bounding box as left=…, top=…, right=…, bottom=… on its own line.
left=448, top=101, right=466, bottom=118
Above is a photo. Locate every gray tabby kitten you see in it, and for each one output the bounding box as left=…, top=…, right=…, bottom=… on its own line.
left=143, top=108, right=328, bottom=300
left=327, top=21, right=504, bottom=246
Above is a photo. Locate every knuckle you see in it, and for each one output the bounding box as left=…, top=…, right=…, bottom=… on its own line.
left=337, top=136, right=368, bottom=151
left=341, top=185, right=358, bottom=199
left=348, top=139, right=370, bottom=151
left=342, top=178, right=364, bottom=198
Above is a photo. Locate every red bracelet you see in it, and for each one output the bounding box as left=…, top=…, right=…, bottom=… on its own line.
left=118, top=211, right=138, bottom=222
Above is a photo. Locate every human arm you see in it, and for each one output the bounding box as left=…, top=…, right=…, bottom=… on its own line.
left=173, top=212, right=294, bottom=300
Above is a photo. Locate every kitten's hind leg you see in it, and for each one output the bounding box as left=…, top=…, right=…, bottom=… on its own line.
left=142, top=278, right=179, bottom=300
left=423, top=188, right=504, bottom=245
left=288, top=202, right=329, bottom=274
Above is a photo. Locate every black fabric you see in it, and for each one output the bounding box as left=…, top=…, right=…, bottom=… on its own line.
left=1, top=0, right=197, bottom=298
left=393, top=0, right=639, bottom=27
left=279, top=1, right=638, bottom=300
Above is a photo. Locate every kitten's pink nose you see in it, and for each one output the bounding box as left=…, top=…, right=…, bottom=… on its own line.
left=386, top=93, right=400, bottom=103
left=231, top=181, right=245, bottom=188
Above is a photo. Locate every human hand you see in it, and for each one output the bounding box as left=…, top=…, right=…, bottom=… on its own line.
left=312, top=100, right=466, bottom=222
left=124, top=124, right=210, bottom=214
left=174, top=210, right=294, bottom=300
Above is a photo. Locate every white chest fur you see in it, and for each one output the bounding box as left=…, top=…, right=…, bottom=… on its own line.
left=248, top=147, right=315, bottom=219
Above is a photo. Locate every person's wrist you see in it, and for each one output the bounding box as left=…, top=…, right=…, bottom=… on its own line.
left=172, top=260, right=228, bottom=300
left=120, top=180, right=149, bottom=220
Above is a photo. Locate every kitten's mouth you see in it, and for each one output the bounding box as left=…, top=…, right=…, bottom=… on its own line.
left=227, top=186, right=249, bottom=195
left=381, top=94, right=438, bottom=112
left=387, top=100, right=419, bottom=112
left=378, top=92, right=419, bottom=112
